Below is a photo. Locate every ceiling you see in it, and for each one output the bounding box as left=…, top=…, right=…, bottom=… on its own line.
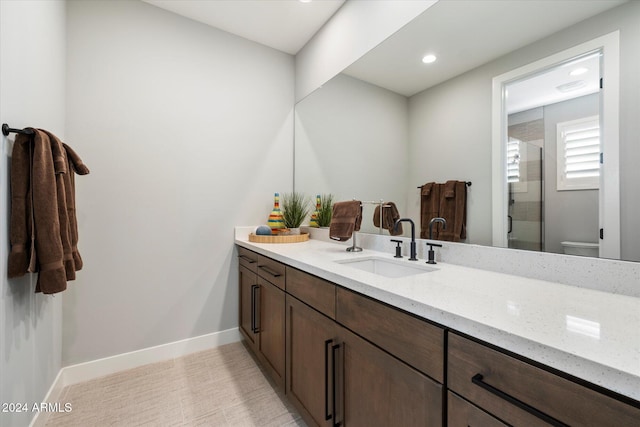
left=506, top=53, right=600, bottom=114
left=142, top=0, right=345, bottom=55
left=342, top=0, right=626, bottom=97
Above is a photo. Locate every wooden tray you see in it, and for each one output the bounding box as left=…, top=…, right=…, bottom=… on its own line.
left=249, top=233, right=309, bottom=244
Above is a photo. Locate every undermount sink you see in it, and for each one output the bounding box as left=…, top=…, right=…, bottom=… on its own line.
left=335, top=256, right=438, bottom=278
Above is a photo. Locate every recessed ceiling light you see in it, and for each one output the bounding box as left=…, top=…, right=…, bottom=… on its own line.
left=299, top=0, right=312, bottom=3
left=556, top=80, right=586, bottom=93
left=569, top=67, right=589, bottom=76
left=422, top=54, right=437, bottom=64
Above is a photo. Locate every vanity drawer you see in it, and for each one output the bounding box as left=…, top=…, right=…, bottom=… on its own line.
left=237, top=246, right=258, bottom=272
left=336, top=287, right=444, bottom=382
left=257, top=255, right=286, bottom=290
left=285, top=267, right=335, bottom=318
left=448, top=333, right=640, bottom=427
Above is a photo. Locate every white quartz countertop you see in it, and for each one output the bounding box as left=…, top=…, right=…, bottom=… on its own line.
left=235, top=236, right=640, bottom=402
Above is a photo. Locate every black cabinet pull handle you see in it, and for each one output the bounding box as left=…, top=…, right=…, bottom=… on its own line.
left=258, top=265, right=281, bottom=277
left=324, top=339, right=334, bottom=421
left=239, top=255, right=256, bottom=264
left=332, top=343, right=342, bottom=427
left=251, top=285, right=260, bottom=333
left=471, top=374, right=568, bottom=427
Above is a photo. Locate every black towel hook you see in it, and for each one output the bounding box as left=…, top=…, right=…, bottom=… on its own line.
left=2, top=123, right=35, bottom=136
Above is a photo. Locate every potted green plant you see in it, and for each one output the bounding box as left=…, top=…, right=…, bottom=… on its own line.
left=315, top=193, right=334, bottom=228
left=281, top=192, right=311, bottom=234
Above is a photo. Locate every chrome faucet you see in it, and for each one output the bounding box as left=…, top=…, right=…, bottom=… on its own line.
left=426, top=217, right=447, bottom=264
left=394, top=218, right=418, bottom=261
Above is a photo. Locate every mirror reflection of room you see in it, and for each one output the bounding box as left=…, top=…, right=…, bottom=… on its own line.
left=294, top=0, right=639, bottom=262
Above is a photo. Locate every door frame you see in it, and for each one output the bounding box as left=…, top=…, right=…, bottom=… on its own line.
left=491, top=31, right=620, bottom=259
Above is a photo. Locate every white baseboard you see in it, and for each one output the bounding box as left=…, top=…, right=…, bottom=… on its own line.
left=30, top=328, right=241, bottom=427
left=29, top=368, right=67, bottom=427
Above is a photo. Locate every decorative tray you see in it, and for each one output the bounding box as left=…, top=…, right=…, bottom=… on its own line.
left=248, top=233, right=309, bottom=244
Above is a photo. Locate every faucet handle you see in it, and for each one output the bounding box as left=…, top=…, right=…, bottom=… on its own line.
left=426, top=241, right=442, bottom=264
left=390, top=239, right=403, bottom=258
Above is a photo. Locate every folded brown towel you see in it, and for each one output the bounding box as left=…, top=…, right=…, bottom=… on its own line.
left=373, top=202, right=402, bottom=235
left=438, top=180, right=467, bottom=242
left=443, top=180, right=456, bottom=198
left=420, top=182, right=441, bottom=239
left=330, top=201, right=362, bottom=241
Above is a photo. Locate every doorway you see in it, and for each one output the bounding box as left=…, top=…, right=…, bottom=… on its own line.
left=505, top=52, right=600, bottom=254
left=492, top=31, right=620, bottom=259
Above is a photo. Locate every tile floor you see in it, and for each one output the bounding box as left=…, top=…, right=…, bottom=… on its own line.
left=45, top=342, right=306, bottom=426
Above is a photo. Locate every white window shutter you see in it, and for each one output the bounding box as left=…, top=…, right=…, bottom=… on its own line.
left=557, top=116, right=600, bottom=191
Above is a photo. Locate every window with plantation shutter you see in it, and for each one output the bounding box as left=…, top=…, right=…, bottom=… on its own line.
left=557, top=115, right=600, bottom=191
left=507, top=137, right=527, bottom=193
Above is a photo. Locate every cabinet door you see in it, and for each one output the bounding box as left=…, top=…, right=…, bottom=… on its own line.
left=286, top=295, right=338, bottom=427
left=239, top=265, right=258, bottom=352
left=256, top=277, right=285, bottom=388
left=337, top=326, right=443, bottom=427
left=448, top=392, right=507, bottom=427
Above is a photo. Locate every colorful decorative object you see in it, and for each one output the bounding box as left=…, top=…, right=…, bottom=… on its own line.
left=268, top=193, right=285, bottom=232
left=309, top=194, right=321, bottom=227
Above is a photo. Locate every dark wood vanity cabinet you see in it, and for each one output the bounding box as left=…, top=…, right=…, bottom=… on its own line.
left=237, top=247, right=285, bottom=388
left=285, top=266, right=444, bottom=427
left=238, top=247, right=640, bottom=426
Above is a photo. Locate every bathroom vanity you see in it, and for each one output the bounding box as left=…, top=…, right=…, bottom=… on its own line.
left=235, top=234, right=639, bottom=426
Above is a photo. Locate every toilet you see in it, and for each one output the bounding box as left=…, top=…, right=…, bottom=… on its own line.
left=560, top=241, right=599, bottom=257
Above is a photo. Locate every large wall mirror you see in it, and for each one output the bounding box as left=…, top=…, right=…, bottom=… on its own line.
left=294, top=0, right=640, bottom=262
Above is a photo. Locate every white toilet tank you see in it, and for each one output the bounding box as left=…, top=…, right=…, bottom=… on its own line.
left=561, top=241, right=599, bottom=257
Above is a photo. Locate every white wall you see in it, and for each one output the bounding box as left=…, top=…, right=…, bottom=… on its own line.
left=63, top=0, right=294, bottom=365
left=0, top=1, right=66, bottom=426
left=407, top=1, right=640, bottom=259
left=295, top=74, right=409, bottom=234
left=295, top=0, right=436, bottom=102
left=408, top=70, right=492, bottom=245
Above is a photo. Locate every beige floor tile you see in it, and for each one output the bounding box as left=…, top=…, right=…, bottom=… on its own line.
left=222, top=391, right=300, bottom=427
left=45, top=342, right=302, bottom=427
left=188, top=409, right=228, bottom=427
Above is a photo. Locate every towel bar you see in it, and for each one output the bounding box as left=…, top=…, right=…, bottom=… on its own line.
left=2, top=124, right=35, bottom=136
left=417, top=181, right=471, bottom=189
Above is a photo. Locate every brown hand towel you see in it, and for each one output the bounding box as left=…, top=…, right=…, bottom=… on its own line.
left=443, top=180, right=456, bottom=198
left=29, top=129, right=67, bottom=294
left=330, top=201, right=362, bottom=241
left=41, top=130, right=91, bottom=281
left=420, top=182, right=441, bottom=239
left=63, top=143, right=90, bottom=271
left=438, top=180, right=467, bottom=242
left=373, top=202, right=402, bottom=235
left=8, top=133, right=33, bottom=278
